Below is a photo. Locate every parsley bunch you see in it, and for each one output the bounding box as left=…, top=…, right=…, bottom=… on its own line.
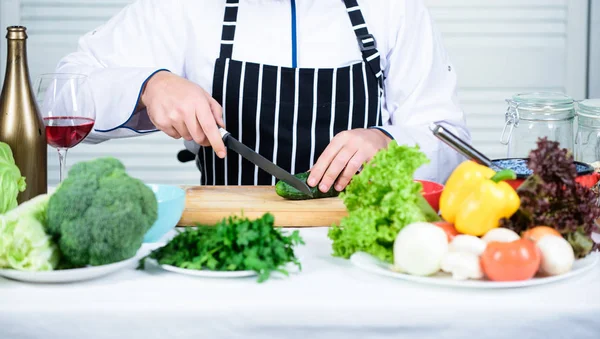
left=142, top=213, right=304, bottom=282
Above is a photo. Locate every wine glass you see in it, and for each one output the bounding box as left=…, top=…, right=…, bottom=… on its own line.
left=34, top=73, right=96, bottom=182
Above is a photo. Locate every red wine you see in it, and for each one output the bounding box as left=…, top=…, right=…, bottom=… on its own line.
left=44, top=116, right=94, bottom=148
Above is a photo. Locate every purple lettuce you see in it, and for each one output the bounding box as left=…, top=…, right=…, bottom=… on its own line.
left=501, top=138, right=600, bottom=258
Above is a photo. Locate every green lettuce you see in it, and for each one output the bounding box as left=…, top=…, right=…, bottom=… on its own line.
left=0, top=194, right=60, bottom=271
left=328, top=141, right=436, bottom=263
left=0, top=142, right=26, bottom=214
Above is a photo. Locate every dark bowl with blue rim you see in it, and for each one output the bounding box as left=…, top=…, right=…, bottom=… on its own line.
left=491, top=158, right=598, bottom=189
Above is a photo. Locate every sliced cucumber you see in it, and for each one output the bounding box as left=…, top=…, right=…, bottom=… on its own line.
left=275, top=172, right=341, bottom=200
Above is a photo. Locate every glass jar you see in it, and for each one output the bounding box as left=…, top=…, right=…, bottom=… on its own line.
left=575, top=99, right=600, bottom=164
left=501, top=92, right=575, bottom=158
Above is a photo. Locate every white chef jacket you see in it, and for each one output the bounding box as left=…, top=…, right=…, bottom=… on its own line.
left=55, top=0, right=470, bottom=183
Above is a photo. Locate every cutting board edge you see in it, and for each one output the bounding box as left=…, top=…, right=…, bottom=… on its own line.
left=177, top=212, right=348, bottom=228
left=181, top=206, right=347, bottom=212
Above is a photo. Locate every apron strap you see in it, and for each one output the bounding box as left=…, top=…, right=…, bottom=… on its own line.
left=219, top=0, right=240, bottom=59
left=343, top=0, right=384, bottom=85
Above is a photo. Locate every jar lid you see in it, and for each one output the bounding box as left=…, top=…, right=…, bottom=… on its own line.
left=577, top=99, right=600, bottom=117
left=510, top=92, right=575, bottom=112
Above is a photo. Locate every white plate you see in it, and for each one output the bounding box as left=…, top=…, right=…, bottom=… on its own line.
left=159, top=264, right=258, bottom=278
left=0, top=255, right=138, bottom=284
left=350, top=251, right=600, bottom=289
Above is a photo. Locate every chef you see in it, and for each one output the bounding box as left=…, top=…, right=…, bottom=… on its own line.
left=55, top=0, right=470, bottom=192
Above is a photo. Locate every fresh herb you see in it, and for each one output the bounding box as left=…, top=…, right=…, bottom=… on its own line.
left=501, top=138, right=600, bottom=258
left=140, top=213, right=304, bottom=283
left=328, top=141, right=440, bottom=263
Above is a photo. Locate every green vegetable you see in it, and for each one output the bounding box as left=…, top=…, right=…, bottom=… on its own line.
left=0, top=142, right=26, bottom=214
left=328, top=141, right=439, bottom=263
left=46, top=157, right=158, bottom=268
left=0, top=194, right=60, bottom=271
left=275, top=172, right=340, bottom=200
left=140, top=213, right=304, bottom=283
left=501, top=138, right=600, bottom=258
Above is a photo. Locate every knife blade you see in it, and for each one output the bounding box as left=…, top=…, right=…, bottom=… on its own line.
left=219, top=128, right=314, bottom=197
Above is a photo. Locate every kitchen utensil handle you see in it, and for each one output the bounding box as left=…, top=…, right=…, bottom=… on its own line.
left=177, top=149, right=196, bottom=163
left=431, top=123, right=493, bottom=167
left=219, top=127, right=230, bottom=140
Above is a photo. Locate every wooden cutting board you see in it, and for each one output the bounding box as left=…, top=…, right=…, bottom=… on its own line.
left=177, top=186, right=348, bottom=227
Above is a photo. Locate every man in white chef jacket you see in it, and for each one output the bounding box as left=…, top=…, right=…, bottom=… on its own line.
left=55, top=0, right=469, bottom=191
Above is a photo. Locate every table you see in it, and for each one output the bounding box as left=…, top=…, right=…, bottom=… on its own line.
left=1, top=227, right=599, bottom=339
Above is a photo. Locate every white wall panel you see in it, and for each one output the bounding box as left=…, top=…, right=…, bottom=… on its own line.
left=590, top=0, right=600, bottom=98
left=426, top=0, right=589, bottom=158
left=0, top=0, right=591, bottom=185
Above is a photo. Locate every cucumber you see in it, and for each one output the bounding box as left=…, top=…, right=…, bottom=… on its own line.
left=275, top=171, right=341, bottom=200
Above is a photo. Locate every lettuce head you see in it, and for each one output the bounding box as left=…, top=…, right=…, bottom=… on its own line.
left=0, top=142, right=26, bottom=214
left=0, top=194, right=60, bottom=271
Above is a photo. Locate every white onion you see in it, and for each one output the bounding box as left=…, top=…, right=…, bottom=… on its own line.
left=393, top=222, right=449, bottom=276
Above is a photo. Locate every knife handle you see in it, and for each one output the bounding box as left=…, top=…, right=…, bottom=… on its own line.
left=177, top=149, right=196, bottom=163
left=219, top=127, right=230, bottom=140
left=431, top=123, right=493, bottom=167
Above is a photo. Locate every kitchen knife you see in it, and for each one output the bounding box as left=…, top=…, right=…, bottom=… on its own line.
left=219, top=128, right=314, bottom=197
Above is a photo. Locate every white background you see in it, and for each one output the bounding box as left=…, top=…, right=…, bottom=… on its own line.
left=590, top=0, right=600, bottom=98
left=0, top=0, right=594, bottom=186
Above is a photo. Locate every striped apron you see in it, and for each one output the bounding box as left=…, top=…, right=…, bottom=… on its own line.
left=197, top=0, right=384, bottom=185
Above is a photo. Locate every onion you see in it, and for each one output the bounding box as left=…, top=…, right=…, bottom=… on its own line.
left=393, top=222, right=448, bottom=276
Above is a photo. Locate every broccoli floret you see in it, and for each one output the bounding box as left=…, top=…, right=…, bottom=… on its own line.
left=46, top=157, right=158, bottom=267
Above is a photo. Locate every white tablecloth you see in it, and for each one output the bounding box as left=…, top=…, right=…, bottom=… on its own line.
left=1, top=227, right=599, bottom=339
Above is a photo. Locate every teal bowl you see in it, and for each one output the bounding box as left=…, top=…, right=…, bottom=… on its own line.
left=143, top=184, right=186, bottom=243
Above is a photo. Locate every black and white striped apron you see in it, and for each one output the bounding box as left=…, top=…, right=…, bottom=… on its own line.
left=197, top=0, right=384, bottom=185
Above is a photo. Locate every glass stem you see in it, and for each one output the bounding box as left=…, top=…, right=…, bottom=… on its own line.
left=57, top=148, right=68, bottom=182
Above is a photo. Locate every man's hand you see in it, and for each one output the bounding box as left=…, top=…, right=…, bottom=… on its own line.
left=140, top=71, right=227, bottom=158
left=308, top=128, right=392, bottom=193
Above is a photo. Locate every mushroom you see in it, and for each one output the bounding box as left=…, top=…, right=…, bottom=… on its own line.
left=537, top=235, right=575, bottom=276
left=482, top=228, right=520, bottom=243
left=449, top=234, right=487, bottom=256
left=441, top=251, right=484, bottom=280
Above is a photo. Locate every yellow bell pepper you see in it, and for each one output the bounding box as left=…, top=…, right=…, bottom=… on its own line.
left=440, top=161, right=520, bottom=236
left=440, top=161, right=496, bottom=223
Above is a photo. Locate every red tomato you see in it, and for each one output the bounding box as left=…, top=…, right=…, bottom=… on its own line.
left=480, top=238, right=541, bottom=282
left=433, top=221, right=459, bottom=242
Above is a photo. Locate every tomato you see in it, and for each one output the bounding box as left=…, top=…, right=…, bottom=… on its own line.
left=433, top=221, right=459, bottom=242
left=522, top=226, right=562, bottom=243
left=480, top=238, right=541, bottom=282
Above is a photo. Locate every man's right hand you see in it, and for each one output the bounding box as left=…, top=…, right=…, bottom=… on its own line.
left=140, top=71, right=227, bottom=158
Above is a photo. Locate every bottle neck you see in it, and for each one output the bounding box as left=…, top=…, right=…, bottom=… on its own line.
left=2, top=38, right=32, bottom=94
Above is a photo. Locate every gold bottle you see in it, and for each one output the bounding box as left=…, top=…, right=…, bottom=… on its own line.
left=0, top=26, right=47, bottom=203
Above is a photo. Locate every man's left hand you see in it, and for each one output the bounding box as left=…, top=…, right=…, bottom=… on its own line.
left=307, top=128, right=392, bottom=193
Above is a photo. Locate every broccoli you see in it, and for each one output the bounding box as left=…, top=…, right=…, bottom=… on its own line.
left=47, top=157, right=158, bottom=268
